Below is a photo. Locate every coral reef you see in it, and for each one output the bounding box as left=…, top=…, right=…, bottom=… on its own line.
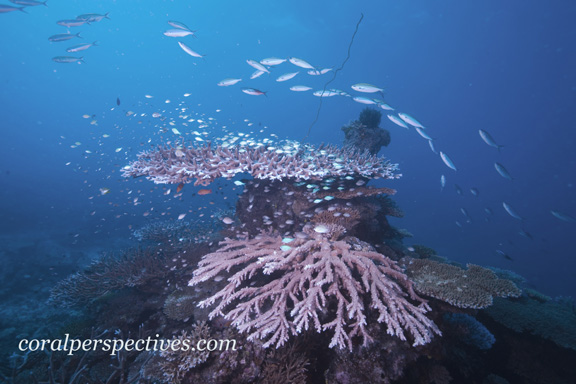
left=260, top=342, right=309, bottom=384
left=157, top=322, right=211, bottom=384
left=189, top=224, right=441, bottom=350
left=49, top=247, right=168, bottom=308
left=163, top=286, right=199, bottom=322
left=122, top=140, right=399, bottom=186
left=405, top=259, right=521, bottom=309
left=483, top=295, right=576, bottom=351
left=412, top=244, right=438, bottom=259
left=443, top=313, right=495, bottom=350
left=341, top=108, right=391, bottom=154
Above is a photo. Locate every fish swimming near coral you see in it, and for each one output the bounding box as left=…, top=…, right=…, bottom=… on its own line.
left=398, top=113, right=425, bottom=128
left=387, top=114, right=409, bottom=129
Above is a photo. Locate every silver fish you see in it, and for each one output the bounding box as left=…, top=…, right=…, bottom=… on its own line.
left=241, top=87, right=266, bottom=96
left=503, top=202, right=523, bottom=220
left=217, top=78, right=242, bottom=87
left=550, top=210, right=576, bottom=223
left=52, top=56, right=84, bottom=64
left=378, top=103, right=394, bottom=111
left=260, top=57, right=286, bottom=66
left=57, top=19, right=88, bottom=27
left=440, top=175, right=446, bottom=191
left=313, top=90, right=339, bottom=97
left=250, top=70, right=265, bottom=79
left=276, top=72, right=299, bottom=82
left=352, top=96, right=377, bottom=105
left=246, top=59, right=270, bottom=73
left=164, top=29, right=195, bottom=37
left=76, top=13, right=110, bottom=22
left=428, top=140, right=438, bottom=154
left=479, top=129, right=503, bottom=151
left=440, top=151, right=457, bottom=171
left=0, top=4, right=26, bottom=12
left=496, top=250, right=513, bottom=261
left=49, top=33, right=82, bottom=42
left=66, top=41, right=97, bottom=53
left=494, top=162, right=513, bottom=180
left=387, top=114, right=408, bottom=129
left=168, top=20, right=191, bottom=31
left=470, top=188, right=479, bottom=197
left=307, top=68, right=331, bottom=75
left=518, top=229, right=533, bottom=239
left=9, top=0, right=46, bottom=6
left=415, top=127, right=433, bottom=141
left=289, top=85, right=312, bottom=92
left=288, top=57, right=314, bottom=69
left=178, top=42, right=204, bottom=58
left=398, top=112, right=425, bottom=128
left=351, top=83, right=383, bottom=93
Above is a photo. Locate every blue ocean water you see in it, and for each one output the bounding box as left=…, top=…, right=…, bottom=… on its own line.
left=0, top=0, right=575, bottom=305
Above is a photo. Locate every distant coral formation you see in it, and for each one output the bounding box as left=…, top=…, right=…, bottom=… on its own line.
left=405, top=259, right=521, bottom=309
left=341, top=107, right=391, bottom=154
left=484, top=295, right=576, bottom=351
left=49, top=248, right=167, bottom=308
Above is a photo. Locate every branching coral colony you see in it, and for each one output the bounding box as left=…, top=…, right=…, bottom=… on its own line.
left=122, top=134, right=519, bottom=352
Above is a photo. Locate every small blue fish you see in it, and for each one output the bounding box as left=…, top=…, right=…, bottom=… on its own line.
left=550, top=210, right=576, bottom=223
left=454, top=184, right=463, bottom=196
left=479, top=129, right=503, bottom=151
left=440, top=175, right=446, bottom=191
left=496, top=250, right=513, bottom=261
left=387, top=114, right=409, bottom=129
left=398, top=112, right=425, bottom=128
left=518, top=229, right=533, bottom=240
left=484, top=207, right=493, bottom=216
left=428, top=140, right=438, bottom=154
left=503, top=202, right=523, bottom=221
left=415, top=127, right=434, bottom=141
left=470, top=188, right=479, bottom=197
left=440, top=152, right=457, bottom=171
left=494, top=162, right=513, bottom=180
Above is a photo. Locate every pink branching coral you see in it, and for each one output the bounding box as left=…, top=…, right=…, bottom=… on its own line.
left=188, top=225, right=440, bottom=350
left=122, top=141, right=400, bottom=186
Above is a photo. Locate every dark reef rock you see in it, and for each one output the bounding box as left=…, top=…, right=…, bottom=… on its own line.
left=342, top=107, right=391, bottom=155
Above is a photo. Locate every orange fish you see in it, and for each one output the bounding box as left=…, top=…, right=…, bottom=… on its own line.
left=176, top=183, right=184, bottom=193
left=198, top=189, right=212, bottom=196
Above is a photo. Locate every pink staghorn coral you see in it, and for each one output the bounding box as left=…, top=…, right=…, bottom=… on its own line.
left=122, top=141, right=400, bottom=186
left=188, top=225, right=440, bottom=350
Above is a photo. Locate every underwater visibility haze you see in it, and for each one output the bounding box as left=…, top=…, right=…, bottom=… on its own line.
left=1, top=1, right=576, bottom=383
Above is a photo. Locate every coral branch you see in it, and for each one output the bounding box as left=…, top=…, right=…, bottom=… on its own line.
left=122, top=141, right=400, bottom=186
left=189, top=225, right=440, bottom=350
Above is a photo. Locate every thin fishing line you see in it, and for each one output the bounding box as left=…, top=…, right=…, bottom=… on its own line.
left=305, top=13, right=364, bottom=139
